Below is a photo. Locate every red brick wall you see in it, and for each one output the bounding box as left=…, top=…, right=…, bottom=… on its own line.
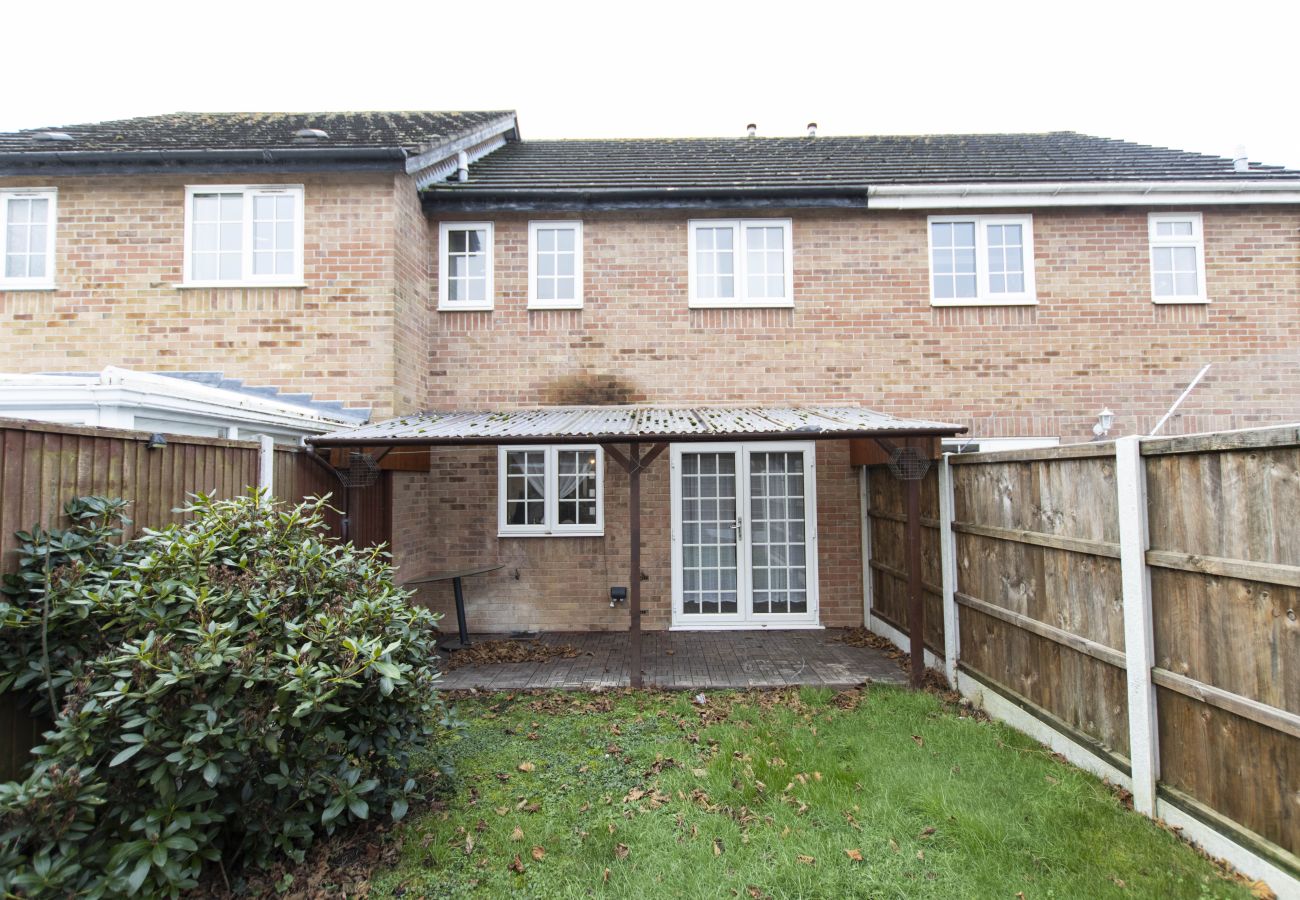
left=411, top=205, right=1300, bottom=631
left=426, top=207, right=1300, bottom=436
left=398, top=441, right=864, bottom=634
left=0, top=171, right=409, bottom=418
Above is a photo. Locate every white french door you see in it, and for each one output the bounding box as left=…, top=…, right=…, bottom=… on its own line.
left=670, top=442, right=819, bottom=628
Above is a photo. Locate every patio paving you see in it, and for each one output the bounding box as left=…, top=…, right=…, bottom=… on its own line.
left=436, top=629, right=906, bottom=690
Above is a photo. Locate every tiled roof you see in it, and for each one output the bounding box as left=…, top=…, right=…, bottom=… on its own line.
left=427, top=132, right=1300, bottom=195
left=0, top=110, right=514, bottom=155
left=310, top=405, right=964, bottom=446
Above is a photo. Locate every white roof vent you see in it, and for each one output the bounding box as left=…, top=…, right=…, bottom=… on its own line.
left=293, top=128, right=330, bottom=140
left=746, top=123, right=757, bottom=137
left=32, top=131, right=74, bottom=142
left=807, top=122, right=817, bottom=137
left=1232, top=145, right=1249, bottom=173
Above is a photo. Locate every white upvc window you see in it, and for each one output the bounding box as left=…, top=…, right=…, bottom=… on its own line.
left=498, top=445, right=604, bottom=536
left=0, top=189, right=57, bottom=290
left=1149, top=213, right=1207, bottom=303
left=439, top=221, right=494, bottom=311
left=528, top=220, right=583, bottom=309
left=688, top=218, right=793, bottom=308
left=928, top=214, right=1037, bottom=306
left=182, top=185, right=305, bottom=287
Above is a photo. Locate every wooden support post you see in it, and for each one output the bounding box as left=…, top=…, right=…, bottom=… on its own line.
left=938, top=454, right=959, bottom=686
left=1116, top=435, right=1159, bottom=815
left=628, top=441, right=643, bottom=689
left=904, top=475, right=925, bottom=689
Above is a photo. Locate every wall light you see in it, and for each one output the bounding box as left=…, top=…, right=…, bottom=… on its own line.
left=1092, top=408, right=1115, bottom=439
left=146, top=433, right=168, bottom=450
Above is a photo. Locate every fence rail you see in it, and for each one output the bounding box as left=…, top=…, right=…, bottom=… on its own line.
left=0, top=418, right=385, bottom=782
left=865, top=424, right=1300, bottom=893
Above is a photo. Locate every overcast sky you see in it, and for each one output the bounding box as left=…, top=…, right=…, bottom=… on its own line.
left=6, top=0, right=1298, bottom=168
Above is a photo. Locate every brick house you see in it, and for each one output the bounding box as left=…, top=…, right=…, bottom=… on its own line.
left=3, top=112, right=1300, bottom=638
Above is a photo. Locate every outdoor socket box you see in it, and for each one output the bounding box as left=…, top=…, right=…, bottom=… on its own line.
left=609, top=586, right=628, bottom=607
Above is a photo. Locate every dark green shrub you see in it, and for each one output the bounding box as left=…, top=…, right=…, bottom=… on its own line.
left=0, top=494, right=443, bottom=897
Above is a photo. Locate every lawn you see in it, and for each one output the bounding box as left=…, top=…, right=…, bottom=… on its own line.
left=373, top=686, right=1252, bottom=899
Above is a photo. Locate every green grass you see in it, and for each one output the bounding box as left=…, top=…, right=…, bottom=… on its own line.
left=373, top=687, right=1250, bottom=899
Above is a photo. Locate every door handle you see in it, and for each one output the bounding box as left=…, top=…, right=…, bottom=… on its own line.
left=735, top=517, right=743, bottom=541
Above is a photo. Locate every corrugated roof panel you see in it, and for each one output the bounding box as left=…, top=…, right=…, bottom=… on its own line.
left=310, top=405, right=965, bottom=446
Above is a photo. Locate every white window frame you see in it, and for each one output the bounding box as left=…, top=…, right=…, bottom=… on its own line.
left=1148, top=212, right=1208, bottom=304
left=438, top=221, right=495, bottom=311
left=497, top=445, right=604, bottom=537
left=181, top=185, right=305, bottom=288
left=927, top=214, right=1037, bottom=306
left=0, top=188, right=57, bottom=290
left=527, top=220, right=584, bottom=310
left=687, top=218, right=794, bottom=309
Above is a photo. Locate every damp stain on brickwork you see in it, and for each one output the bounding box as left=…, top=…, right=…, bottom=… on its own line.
left=543, top=373, right=644, bottom=406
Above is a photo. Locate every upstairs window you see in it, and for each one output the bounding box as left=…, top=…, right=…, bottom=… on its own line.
left=928, top=214, right=1036, bottom=305
left=183, top=185, right=304, bottom=287
left=528, top=221, right=583, bottom=309
left=498, top=445, right=603, bottom=536
left=1, top=189, right=57, bottom=289
left=688, top=218, right=793, bottom=308
left=1149, top=213, right=1207, bottom=303
left=439, top=221, right=494, bottom=310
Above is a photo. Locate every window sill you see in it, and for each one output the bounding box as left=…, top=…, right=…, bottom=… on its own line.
left=929, top=296, right=1038, bottom=307
left=688, top=299, right=795, bottom=310
left=439, top=303, right=495, bottom=312
left=0, top=282, right=56, bottom=292
left=1152, top=297, right=1210, bottom=305
left=527, top=301, right=584, bottom=311
left=178, top=281, right=306, bottom=290
left=498, top=530, right=605, bottom=539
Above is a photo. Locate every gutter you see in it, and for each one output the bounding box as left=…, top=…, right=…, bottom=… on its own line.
left=866, top=179, right=1300, bottom=208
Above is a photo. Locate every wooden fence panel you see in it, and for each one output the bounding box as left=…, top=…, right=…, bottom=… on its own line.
left=866, top=466, right=944, bottom=653
left=1156, top=687, right=1300, bottom=856
left=944, top=451, right=1131, bottom=759
left=1143, top=435, right=1300, bottom=859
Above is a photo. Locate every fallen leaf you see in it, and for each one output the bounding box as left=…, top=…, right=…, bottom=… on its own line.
left=917, top=850, right=925, bottom=860
left=691, top=768, right=708, bottom=778
left=1045, top=774, right=1059, bottom=785
left=510, top=826, right=524, bottom=842
left=531, top=846, right=546, bottom=861
left=713, top=838, right=724, bottom=856
left=603, top=868, right=611, bottom=883
left=518, top=762, right=535, bottom=772
left=812, top=771, right=822, bottom=782
left=796, top=854, right=816, bottom=865
left=494, top=806, right=509, bottom=817
left=845, top=848, right=864, bottom=862
left=607, top=822, right=617, bottom=834
left=888, top=838, right=900, bottom=854
left=509, top=855, right=525, bottom=874
left=911, top=735, right=924, bottom=748
left=919, top=826, right=936, bottom=838
left=625, top=788, right=646, bottom=802
left=463, top=835, right=474, bottom=855
left=615, top=843, right=630, bottom=860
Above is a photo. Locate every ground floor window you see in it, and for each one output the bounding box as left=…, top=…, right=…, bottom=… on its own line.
left=498, top=445, right=603, bottom=536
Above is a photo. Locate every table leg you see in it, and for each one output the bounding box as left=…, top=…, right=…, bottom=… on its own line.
left=453, top=576, right=471, bottom=648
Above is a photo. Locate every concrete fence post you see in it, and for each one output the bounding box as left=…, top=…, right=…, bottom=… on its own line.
left=258, top=435, right=275, bottom=502
left=860, top=466, right=873, bottom=627
left=938, top=454, right=960, bottom=686
left=1116, top=435, right=1160, bottom=815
